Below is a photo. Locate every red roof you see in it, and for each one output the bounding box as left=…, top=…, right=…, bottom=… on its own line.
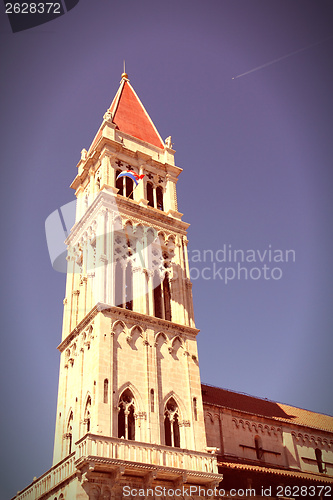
left=201, top=384, right=333, bottom=433
left=109, top=79, right=164, bottom=149
left=218, top=461, right=333, bottom=483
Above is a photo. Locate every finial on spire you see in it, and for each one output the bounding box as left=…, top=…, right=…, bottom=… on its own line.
left=121, top=60, right=128, bottom=80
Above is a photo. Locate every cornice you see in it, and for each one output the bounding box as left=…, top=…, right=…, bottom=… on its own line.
left=58, top=303, right=199, bottom=352
left=71, top=135, right=181, bottom=190
left=66, top=189, right=189, bottom=245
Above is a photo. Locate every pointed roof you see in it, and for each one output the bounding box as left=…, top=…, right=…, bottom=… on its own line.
left=109, top=76, right=165, bottom=149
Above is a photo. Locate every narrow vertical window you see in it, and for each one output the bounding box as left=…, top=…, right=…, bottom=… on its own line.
left=147, top=182, right=154, bottom=207
left=153, top=282, right=163, bottom=318
left=85, top=396, right=91, bottom=433
left=163, top=273, right=171, bottom=321
left=126, top=176, right=133, bottom=199
left=156, top=186, right=164, bottom=211
left=128, top=405, right=135, bottom=440
left=125, top=262, right=133, bottom=310
left=173, top=414, right=180, bottom=448
left=145, top=272, right=149, bottom=315
left=193, top=397, right=198, bottom=421
left=254, top=435, right=263, bottom=460
left=315, top=448, right=324, bottom=473
left=115, top=261, right=124, bottom=308
left=150, top=389, right=155, bottom=412
left=164, top=414, right=172, bottom=446
left=104, top=379, right=109, bottom=404
left=153, top=271, right=163, bottom=319
left=116, top=170, right=123, bottom=195
left=67, top=412, right=73, bottom=455
left=118, top=405, right=125, bottom=439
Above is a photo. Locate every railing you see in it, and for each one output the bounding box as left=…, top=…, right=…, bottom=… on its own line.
left=76, top=434, right=219, bottom=474
left=13, top=453, right=75, bottom=500
left=14, top=435, right=218, bottom=499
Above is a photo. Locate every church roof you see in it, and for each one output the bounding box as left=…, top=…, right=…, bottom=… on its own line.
left=217, top=461, right=333, bottom=483
left=201, top=384, right=333, bottom=433
left=108, top=76, right=165, bottom=149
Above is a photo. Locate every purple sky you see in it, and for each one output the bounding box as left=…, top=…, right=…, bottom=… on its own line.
left=1, top=0, right=333, bottom=497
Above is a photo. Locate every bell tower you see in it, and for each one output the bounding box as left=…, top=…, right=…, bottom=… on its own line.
left=49, top=72, right=221, bottom=498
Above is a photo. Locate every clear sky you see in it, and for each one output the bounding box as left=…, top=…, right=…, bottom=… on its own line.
left=1, top=0, right=333, bottom=497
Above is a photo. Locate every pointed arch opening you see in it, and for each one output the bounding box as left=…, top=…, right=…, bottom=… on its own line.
left=164, top=397, right=180, bottom=448
left=118, top=389, right=135, bottom=441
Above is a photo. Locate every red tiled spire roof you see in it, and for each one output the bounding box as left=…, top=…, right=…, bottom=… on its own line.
left=109, top=77, right=164, bottom=149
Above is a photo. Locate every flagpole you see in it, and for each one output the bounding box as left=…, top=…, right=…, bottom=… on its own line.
left=126, top=187, right=136, bottom=199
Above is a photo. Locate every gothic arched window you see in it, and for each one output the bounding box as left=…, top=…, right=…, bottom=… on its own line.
left=118, top=389, right=135, bottom=441
left=164, top=398, right=180, bottom=448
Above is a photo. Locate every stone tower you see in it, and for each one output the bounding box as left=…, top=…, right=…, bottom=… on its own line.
left=16, top=73, right=221, bottom=500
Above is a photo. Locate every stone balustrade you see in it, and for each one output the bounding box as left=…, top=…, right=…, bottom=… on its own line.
left=76, top=433, right=218, bottom=474
left=14, top=435, right=218, bottom=499
left=13, top=453, right=75, bottom=500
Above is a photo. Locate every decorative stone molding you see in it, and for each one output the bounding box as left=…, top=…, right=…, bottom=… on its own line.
left=232, top=417, right=282, bottom=436
left=291, top=431, right=333, bottom=448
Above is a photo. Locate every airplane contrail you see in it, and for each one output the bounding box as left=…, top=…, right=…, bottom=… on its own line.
left=232, top=36, right=333, bottom=80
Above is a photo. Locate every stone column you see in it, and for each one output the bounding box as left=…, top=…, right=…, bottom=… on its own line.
left=136, top=164, right=146, bottom=204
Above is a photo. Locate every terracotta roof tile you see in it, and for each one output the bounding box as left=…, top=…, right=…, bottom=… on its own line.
left=201, top=384, right=333, bottom=433
left=109, top=80, right=164, bottom=149
left=218, top=460, right=333, bottom=483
